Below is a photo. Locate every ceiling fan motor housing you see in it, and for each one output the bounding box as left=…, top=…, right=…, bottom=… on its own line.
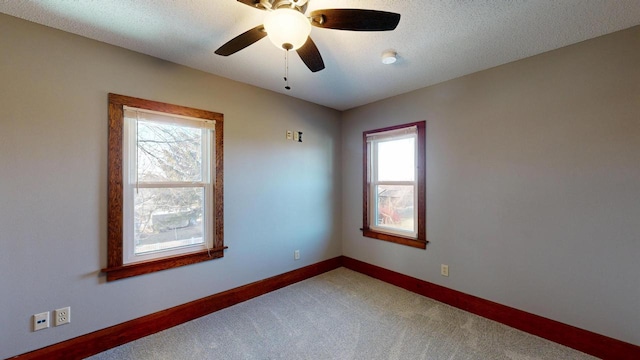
left=258, top=0, right=308, bottom=13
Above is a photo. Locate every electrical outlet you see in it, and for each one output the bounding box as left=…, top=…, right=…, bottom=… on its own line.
left=54, top=307, right=70, bottom=326
left=286, top=130, right=293, bottom=140
left=33, top=312, right=49, bottom=331
left=441, top=264, right=449, bottom=277
left=293, top=131, right=299, bottom=141
left=294, top=250, right=300, bottom=260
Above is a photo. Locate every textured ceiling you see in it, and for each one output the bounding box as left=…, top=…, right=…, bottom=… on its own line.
left=2, top=1, right=640, bottom=110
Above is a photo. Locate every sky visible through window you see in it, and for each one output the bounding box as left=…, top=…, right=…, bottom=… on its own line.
left=378, top=137, right=415, bottom=181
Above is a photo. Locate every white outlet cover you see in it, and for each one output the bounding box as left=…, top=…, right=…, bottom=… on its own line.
left=54, top=307, right=71, bottom=326
left=441, top=264, right=449, bottom=277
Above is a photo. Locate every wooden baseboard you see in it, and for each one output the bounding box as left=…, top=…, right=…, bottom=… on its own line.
left=342, top=256, right=640, bottom=360
left=14, top=256, right=639, bottom=360
left=13, top=257, right=343, bottom=360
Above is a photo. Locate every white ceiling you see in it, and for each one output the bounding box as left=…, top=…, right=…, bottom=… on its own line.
left=2, top=1, right=640, bottom=110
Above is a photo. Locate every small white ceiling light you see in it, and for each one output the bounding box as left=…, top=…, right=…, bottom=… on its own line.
left=264, top=8, right=312, bottom=51
left=381, top=50, right=397, bottom=64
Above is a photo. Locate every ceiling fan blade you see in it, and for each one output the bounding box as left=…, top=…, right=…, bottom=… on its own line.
left=215, top=25, right=267, bottom=56
left=236, top=0, right=264, bottom=10
left=310, top=9, right=400, bottom=31
left=296, top=37, right=325, bottom=73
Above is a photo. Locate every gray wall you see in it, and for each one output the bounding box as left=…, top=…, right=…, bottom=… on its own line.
left=1, top=11, right=639, bottom=358
left=341, top=26, right=640, bottom=346
left=0, top=14, right=342, bottom=358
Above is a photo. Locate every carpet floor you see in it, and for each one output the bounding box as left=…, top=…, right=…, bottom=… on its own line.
left=88, top=268, right=596, bottom=359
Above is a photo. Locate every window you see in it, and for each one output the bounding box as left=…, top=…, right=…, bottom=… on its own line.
left=104, top=94, right=224, bottom=281
left=363, top=121, right=427, bottom=249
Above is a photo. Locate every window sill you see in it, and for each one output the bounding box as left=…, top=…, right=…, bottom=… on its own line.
left=362, top=228, right=427, bottom=249
left=102, top=247, right=227, bottom=281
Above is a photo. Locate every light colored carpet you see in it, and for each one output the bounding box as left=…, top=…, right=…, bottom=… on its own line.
left=88, top=268, right=596, bottom=359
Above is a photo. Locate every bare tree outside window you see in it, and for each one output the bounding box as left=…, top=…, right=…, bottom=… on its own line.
left=133, top=120, right=208, bottom=255
left=376, top=185, right=414, bottom=231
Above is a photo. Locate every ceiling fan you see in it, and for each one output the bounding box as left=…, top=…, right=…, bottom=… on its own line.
left=215, top=0, right=401, bottom=73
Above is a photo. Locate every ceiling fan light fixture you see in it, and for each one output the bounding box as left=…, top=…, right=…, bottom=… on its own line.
left=381, top=50, right=397, bottom=64
left=264, top=8, right=311, bottom=51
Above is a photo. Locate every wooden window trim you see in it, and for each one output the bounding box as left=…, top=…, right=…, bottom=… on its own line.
left=102, top=93, right=225, bottom=281
left=362, top=121, right=427, bottom=249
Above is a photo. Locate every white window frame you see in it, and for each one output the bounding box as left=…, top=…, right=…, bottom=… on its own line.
left=122, top=107, right=215, bottom=264
left=367, top=127, right=418, bottom=238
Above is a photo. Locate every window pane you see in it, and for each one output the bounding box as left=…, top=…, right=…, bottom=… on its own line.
left=375, top=185, right=414, bottom=232
left=134, top=187, right=204, bottom=255
left=137, top=120, right=203, bottom=182
left=377, top=137, right=415, bottom=181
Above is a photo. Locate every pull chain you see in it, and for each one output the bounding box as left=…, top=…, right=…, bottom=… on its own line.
left=284, top=50, right=291, bottom=90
